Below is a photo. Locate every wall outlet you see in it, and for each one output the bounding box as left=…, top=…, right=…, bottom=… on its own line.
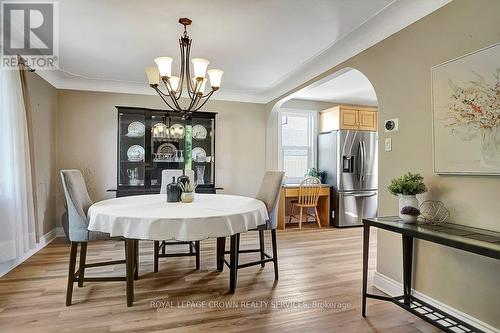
left=384, top=138, right=392, bottom=152
left=384, top=118, right=399, bottom=132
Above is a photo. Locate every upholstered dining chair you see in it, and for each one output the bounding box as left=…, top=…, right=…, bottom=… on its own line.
left=288, top=177, right=322, bottom=229
left=60, top=169, right=137, bottom=306
left=155, top=169, right=200, bottom=272
left=216, top=171, right=285, bottom=292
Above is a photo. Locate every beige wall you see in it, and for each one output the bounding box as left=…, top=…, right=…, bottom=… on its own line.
left=266, top=0, right=500, bottom=328
left=56, top=90, right=267, bottom=225
left=27, top=73, right=58, bottom=235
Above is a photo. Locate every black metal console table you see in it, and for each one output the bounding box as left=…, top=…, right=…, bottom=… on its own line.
left=362, top=217, right=500, bottom=333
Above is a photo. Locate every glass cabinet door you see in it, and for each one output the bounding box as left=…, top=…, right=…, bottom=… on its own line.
left=190, top=116, right=215, bottom=186
left=149, top=112, right=186, bottom=189
left=118, top=111, right=146, bottom=187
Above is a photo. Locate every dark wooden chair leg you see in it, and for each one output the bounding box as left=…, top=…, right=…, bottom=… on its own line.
left=66, top=242, right=79, bottom=306
left=195, top=241, right=200, bottom=270
left=216, top=237, right=225, bottom=272
left=161, top=241, right=166, bottom=255
left=259, top=229, right=265, bottom=267
left=153, top=241, right=159, bottom=273
left=271, top=229, right=279, bottom=280
left=78, top=242, right=87, bottom=287
left=125, top=239, right=135, bottom=307
left=134, top=240, right=139, bottom=280
left=229, top=234, right=240, bottom=293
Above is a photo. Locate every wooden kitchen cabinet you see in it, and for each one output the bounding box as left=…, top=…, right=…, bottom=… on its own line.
left=320, top=105, right=377, bottom=132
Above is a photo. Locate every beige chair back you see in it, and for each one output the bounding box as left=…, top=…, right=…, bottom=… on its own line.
left=297, top=177, right=322, bottom=206
left=255, top=171, right=285, bottom=229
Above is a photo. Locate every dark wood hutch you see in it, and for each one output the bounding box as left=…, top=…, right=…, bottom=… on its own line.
left=116, top=106, right=216, bottom=197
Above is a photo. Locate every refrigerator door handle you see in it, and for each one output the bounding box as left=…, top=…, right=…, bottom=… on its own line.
left=359, top=141, right=365, bottom=182
left=362, top=141, right=367, bottom=181
left=357, top=142, right=362, bottom=182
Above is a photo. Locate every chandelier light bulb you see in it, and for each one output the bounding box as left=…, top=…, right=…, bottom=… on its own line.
left=192, top=77, right=207, bottom=94
left=168, top=76, right=180, bottom=92
left=145, top=66, right=160, bottom=85
left=154, top=57, right=173, bottom=77
left=207, top=69, right=223, bottom=88
left=191, top=58, right=210, bottom=78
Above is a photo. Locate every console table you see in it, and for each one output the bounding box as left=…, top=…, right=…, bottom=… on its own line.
left=362, top=217, right=500, bottom=333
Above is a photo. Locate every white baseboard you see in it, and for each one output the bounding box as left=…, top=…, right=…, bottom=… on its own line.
left=55, top=227, right=65, bottom=238
left=0, top=228, right=58, bottom=278
left=373, top=271, right=498, bottom=333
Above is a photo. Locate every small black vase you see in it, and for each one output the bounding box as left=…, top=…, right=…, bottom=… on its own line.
left=177, top=169, right=189, bottom=188
left=167, top=176, right=181, bottom=202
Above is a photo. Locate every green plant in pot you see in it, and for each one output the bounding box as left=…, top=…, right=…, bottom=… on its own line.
left=179, top=181, right=196, bottom=203
left=387, top=172, right=427, bottom=220
left=306, top=168, right=326, bottom=183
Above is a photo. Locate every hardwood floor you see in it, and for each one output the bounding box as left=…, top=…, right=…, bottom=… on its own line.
left=0, top=227, right=438, bottom=333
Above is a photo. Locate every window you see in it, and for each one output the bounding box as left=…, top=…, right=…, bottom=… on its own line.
left=278, top=109, right=317, bottom=183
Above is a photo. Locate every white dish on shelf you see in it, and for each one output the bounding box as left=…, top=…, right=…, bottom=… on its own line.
left=127, top=145, right=145, bottom=161
left=126, top=121, right=145, bottom=137
left=192, top=147, right=207, bottom=162
left=157, top=143, right=176, bottom=158
left=192, top=125, right=207, bottom=140
left=152, top=123, right=169, bottom=138
left=170, top=123, right=185, bottom=139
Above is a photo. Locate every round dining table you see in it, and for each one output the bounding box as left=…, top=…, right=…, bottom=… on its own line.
left=87, top=193, right=268, bottom=306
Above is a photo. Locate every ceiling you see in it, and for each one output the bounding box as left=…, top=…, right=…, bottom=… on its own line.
left=292, top=69, right=378, bottom=106
left=38, top=0, right=450, bottom=103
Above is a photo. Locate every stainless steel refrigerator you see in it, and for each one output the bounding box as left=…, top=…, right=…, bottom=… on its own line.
left=318, top=130, right=378, bottom=227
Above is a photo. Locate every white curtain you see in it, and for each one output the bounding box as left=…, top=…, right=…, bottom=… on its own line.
left=0, top=68, right=37, bottom=263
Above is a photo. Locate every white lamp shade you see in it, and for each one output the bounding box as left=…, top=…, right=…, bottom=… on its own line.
left=192, top=77, right=207, bottom=94
left=154, top=57, right=173, bottom=77
left=207, top=69, right=223, bottom=88
left=191, top=58, right=209, bottom=78
left=168, top=76, right=180, bottom=92
left=145, top=66, right=160, bottom=85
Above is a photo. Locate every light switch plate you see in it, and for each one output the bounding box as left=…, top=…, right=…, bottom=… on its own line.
left=385, top=138, right=392, bottom=152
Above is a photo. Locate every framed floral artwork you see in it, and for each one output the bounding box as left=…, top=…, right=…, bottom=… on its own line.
left=432, top=42, right=500, bottom=175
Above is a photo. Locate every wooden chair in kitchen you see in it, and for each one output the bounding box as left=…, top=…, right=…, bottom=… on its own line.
left=288, top=177, right=322, bottom=229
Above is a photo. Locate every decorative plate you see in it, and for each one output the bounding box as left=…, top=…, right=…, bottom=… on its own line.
left=126, top=121, right=145, bottom=137
left=192, top=147, right=207, bottom=162
left=127, top=145, right=145, bottom=161
left=157, top=143, right=176, bottom=158
left=170, top=123, right=185, bottom=139
left=192, top=125, right=207, bottom=140
left=152, top=123, right=169, bottom=138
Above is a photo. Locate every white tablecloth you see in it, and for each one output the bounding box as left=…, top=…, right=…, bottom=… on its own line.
left=87, top=194, right=268, bottom=241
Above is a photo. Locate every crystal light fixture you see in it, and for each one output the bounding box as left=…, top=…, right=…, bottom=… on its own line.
left=145, top=18, right=223, bottom=114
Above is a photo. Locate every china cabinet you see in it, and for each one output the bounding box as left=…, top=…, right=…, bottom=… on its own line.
left=116, top=106, right=216, bottom=197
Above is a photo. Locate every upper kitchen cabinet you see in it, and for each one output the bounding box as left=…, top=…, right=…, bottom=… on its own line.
left=320, top=105, right=378, bottom=132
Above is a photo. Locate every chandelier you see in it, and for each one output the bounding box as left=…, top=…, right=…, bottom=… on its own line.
left=145, top=18, right=223, bottom=114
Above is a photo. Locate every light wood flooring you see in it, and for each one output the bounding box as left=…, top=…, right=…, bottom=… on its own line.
left=0, top=226, right=439, bottom=333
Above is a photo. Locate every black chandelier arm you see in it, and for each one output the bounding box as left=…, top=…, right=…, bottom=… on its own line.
left=155, top=83, right=172, bottom=97
left=175, top=39, right=185, bottom=100
left=152, top=86, right=177, bottom=110
left=201, top=87, right=218, bottom=99
left=193, top=91, right=215, bottom=111
left=185, top=42, right=195, bottom=97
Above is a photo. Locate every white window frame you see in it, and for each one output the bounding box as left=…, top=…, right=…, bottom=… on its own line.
left=277, top=108, right=318, bottom=184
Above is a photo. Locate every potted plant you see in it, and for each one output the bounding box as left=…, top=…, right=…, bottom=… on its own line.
left=400, top=206, right=420, bottom=223
left=306, top=168, right=326, bottom=183
left=387, top=172, right=427, bottom=218
left=179, top=181, right=196, bottom=203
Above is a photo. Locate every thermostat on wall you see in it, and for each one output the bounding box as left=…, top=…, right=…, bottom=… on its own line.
left=384, top=118, right=399, bottom=132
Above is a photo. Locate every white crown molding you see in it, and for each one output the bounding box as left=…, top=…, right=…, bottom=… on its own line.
left=37, top=0, right=451, bottom=104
